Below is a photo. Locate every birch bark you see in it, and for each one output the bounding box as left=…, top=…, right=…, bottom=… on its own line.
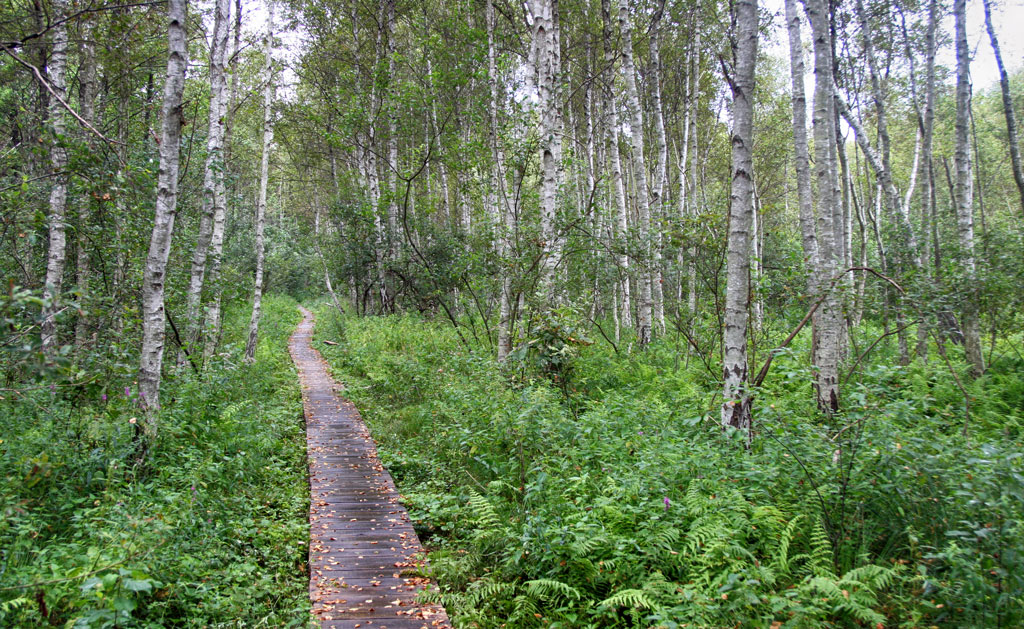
left=784, top=0, right=818, bottom=300
left=953, top=0, right=984, bottom=376
left=245, top=2, right=275, bottom=363
left=617, top=0, right=653, bottom=345
left=981, top=0, right=1024, bottom=217
left=601, top=0, right=631, bottom=329
left=531, top=0, right=563, bottom=299
left=649, top=2, right=668, bottom=336
left=721, top=0, right=757, bottom=438
left=805, top=0, right=842, bottom=412
left=74, top=14, right=98, bottom=348
left=41, top=0, right=69, bottom=356
left=138, top=0, right=188, bottom=418
left=184, top=0, right=230, bottom=359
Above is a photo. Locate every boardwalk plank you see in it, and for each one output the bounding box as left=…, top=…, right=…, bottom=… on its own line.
left=290, top=308, right=451, bottom=629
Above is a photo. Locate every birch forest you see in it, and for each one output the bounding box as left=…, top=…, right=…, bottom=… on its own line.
left=2, top=0, right=1024, bottom=625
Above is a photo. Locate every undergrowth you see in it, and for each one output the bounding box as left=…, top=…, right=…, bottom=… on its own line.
left=0, top=295, right=311, bottom=627
left=313, top=304, right=1024, bottom=628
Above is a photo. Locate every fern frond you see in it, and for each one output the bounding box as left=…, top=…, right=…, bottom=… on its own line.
left=467, top=489, right=501, bottom=530
left=599, top=587, right=654, bottom=610
left=524, top=578, right=582, bottom=601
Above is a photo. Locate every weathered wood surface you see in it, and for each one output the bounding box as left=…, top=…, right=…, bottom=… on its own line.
left=291, top=307, right=450, bottom=629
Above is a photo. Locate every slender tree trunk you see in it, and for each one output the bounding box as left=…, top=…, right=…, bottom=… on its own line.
left=245, top=3, right=275, bottom=363
left=721, top=0, right=757, bottom=439
left=489, top=0, right=514, bottom=361
left=41, top=0, right=69, bottom=356
left=531, top=0, right=563, bottom=299
left=649, top=1, right=669, bottom=336
left=785, top=0, right=819, bottom=301
left=953, top=0, right=984, bottom=376
left=138, top=0, right=188, bottom=419
left=204, top=0, right=239, bottom=362
left=982, top=0, right=1024, bottom=217
left=601, top=0, right=631, bottom=329
left=617, top=0, right=653, bottom=345
left=805, top=0, right=842, bottom=413
left=74, top=14, right=98, bottom=349
left=184, top=0, right=230, bottom=361
left=916, top=0, right=939, bottom=360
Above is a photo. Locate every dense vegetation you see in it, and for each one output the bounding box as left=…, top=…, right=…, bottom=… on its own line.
left=314, top=304, right=1024, bottom=627
left=0, top=296, right=310, bottom=626
left=3, top=0, right=1024, bottom=625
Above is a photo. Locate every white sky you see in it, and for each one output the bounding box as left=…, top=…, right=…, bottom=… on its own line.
left=761, top=0, right=1024, bottom=93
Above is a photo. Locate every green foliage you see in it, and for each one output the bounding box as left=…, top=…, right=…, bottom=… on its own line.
left=0, top=295, right=311, bottom=627
left=314, top=304, right=1024, bottom=628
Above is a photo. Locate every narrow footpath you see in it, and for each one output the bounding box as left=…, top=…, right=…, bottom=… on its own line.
left=290, top=307, right=451, bottom=629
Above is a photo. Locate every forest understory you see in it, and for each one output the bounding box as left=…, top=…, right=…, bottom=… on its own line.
left=3, top=0, right=1024, bottom=625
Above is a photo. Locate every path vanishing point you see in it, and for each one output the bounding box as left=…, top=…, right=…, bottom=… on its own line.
left=290, top=307, right=451, bottom=629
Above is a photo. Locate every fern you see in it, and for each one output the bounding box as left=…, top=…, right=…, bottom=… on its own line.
left=0, top=596, right=31, bottom=615
left=599, top=587, right=655, bottom=610
left=772, top=513, right=803, bottom=577
left=525, top=578, right=582, bottom=601
left=467, top=489, right=501, bottom=530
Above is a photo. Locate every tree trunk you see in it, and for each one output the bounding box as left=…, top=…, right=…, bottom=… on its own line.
left=784, top=0, right=819, bottom=301
left=982, top=0, right=1024, bottom=217
left=41, top=0, right=69, bottom=356
left=805, top=0, right=842, bottom=413
left=74, top=14, right=98, bottom=349
left=531, top=0, right=563, bottom=300
left=617, top=0, right=653, bottom=345
left=649, top=1, right=668, bottom=336
left=489, top=0, right=514, bottom=361
left=184, top=0, right=230, bottom=360
left=721, top=0, right=757, bottom=439
left=601, top=0, right=631, bottom=330
left=204, top=0, right=240, bottom=362
left=245, top=2, right=275, bottom=363
left=953, top=0, right=984, bottom=376
left=138, top=0, right=188, bottom=420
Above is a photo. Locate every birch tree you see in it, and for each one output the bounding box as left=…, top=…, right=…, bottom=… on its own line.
left=530, top=0, right=563, bottom=299
left=805, top=0, right=843, bottom=412
left=953, top=0, right=983, bottom=376
left=74, top=13, right=98, bottom=348
left=245, top=1, right=275, bottom=363
left=40, top=0, right=69, bottom=356
left=721, top=0, right=758, bottom=437
left=981, top=0, right=1024, bottom=217
left=617, top=0, right=653, bottom=345
left=601, top=0, right=631, bottom=331
left=138, top=0, right=188, bottom=419
left=184, top=0, right=230, bottom=359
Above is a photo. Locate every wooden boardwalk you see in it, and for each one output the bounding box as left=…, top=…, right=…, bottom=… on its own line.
left=291, top=308, right=451, bottom=629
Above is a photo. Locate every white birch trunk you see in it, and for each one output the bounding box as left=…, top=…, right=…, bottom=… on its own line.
left=244, top=2, right=275, bottom=363
left=721, top=0, right=757, bottom=438
left=954, top=0, right=983, bottom=376
left=184, top=0, right=230, bottom=360
left=138, top=0, right=188, bottom=418
left=74, top=14, right=98, bottom=349
left=805, top=0, right=842, bottom=413
left=784, top=0, right=818, bottom=299
left=982, top=0, right=1024, bottom=217
left=601, top=0, right=631, bottom=329
left=649, top=4, right=668, bottom=336
left=617, top=0, right=653, bottom=345
left=489, top=0, right=514, bottom=361
left=531, top=0, right=563, bottom=299
left=41, top=0, right=69, bottom=356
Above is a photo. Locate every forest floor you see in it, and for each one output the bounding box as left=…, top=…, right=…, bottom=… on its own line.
left=292, top=307, right=451, bottom=629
